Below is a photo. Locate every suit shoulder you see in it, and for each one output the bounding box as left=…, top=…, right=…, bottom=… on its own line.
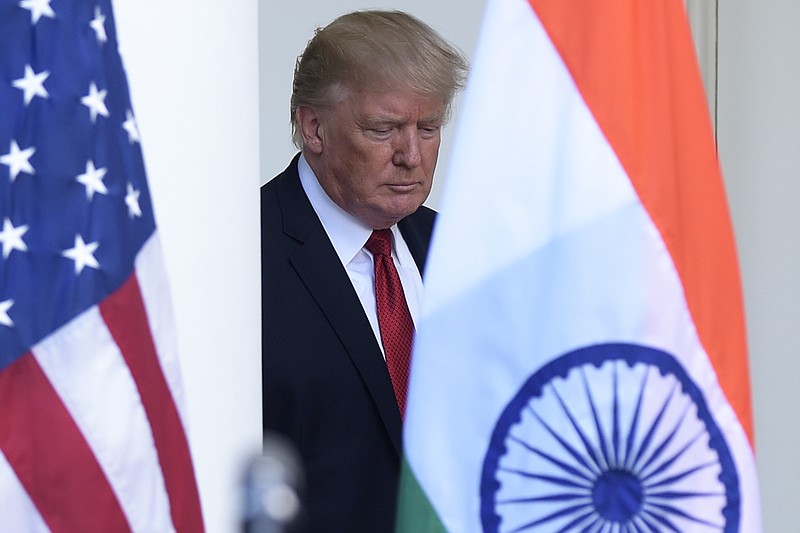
left=410, top=204, right=437, bottom=234
left=261, top=154, right=301, bottom=196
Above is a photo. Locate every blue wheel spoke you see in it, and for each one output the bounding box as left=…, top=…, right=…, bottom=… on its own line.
left=498, top=492, right=590, bottom=506
left=623, top=368, right=650, bottom=471
left=554, top=509, right=596, bottom=533
left=526, top=405, right=601, bottom=475
left=509, top=433, right=595, bottom=482
left=506, top=503, right=596, bottom=533
left=499, top=467, right=592, bottom=490
left=549, top=382, right=605, bottom=471
left=647, top=489, right=725, bottom=501
left=644, top=501, right=724, bottom=529
left=612, top=363, right=621, bottom=468
left=631, top=383, right=679, bottom=472
left=580, top=367, right=613, bottom=469
left=644, top=461, right=718, bottom=489
left=639, top=508, right=682, bottom=533
left=640, top=429, right=704, bottom=483
left=637, top=399, right=693, bottom=476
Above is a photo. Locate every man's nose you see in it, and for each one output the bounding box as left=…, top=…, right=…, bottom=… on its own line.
left=392, top=128, right=422, bottom=168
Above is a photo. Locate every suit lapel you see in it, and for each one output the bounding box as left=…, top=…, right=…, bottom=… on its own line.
left=274, top=161, right=404, bottom=453
left=399, top=210, right=435, bottom=277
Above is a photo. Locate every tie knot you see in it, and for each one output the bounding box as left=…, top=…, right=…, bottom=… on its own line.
left=365, top=229, right=393, bottom=257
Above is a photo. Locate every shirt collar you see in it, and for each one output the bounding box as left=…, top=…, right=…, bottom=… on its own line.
left=298, top=154, right=377, bottom=265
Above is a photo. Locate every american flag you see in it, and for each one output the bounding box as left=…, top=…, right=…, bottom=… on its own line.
left=0, top=0, right=204, bottom=531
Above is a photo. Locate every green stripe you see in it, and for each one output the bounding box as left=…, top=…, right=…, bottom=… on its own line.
left=395, top=457, right=448, bottom=532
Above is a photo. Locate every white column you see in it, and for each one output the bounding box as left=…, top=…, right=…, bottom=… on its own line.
left=114, top=1, right=263, bottom=531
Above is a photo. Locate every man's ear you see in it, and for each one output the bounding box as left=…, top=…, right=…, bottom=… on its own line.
left=297, top=106, right=324, bottom=155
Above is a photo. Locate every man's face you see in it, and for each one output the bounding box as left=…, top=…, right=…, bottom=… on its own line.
left=307, top=89, right=445, bottom=229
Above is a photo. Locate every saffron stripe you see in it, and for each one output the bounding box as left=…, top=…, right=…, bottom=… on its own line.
left=99, top=274, right=205, bottom=533
left=528, top=0, right=753, bottom=443
left=0, top=353, right=132, bottom=533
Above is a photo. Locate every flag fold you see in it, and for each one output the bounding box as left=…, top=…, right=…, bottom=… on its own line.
left=0, top=1, right=204, bottom=531
left=397, top=0, right=761, bottom=531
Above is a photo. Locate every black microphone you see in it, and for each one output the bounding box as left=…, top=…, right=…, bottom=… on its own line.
left=241, top=433, right=304, bottom=533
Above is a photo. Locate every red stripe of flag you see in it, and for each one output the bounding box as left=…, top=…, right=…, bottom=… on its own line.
left=99, top=273, right=205, bottom=533
left=0, top=353, right=132, bottom=533
left=529, top=0, right=754, bottom=443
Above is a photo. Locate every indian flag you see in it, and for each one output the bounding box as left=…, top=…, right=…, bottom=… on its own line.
left=397, top=0, right=762, bottom=531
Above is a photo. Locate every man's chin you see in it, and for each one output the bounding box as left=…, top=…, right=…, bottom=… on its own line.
left=362, top=203, right=424, bottom=229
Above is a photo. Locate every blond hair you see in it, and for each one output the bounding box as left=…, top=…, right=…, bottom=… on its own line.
left=290, top=10, right=469, bottom=148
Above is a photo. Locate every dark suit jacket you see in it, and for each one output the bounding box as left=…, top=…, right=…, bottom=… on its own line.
left=261, top=154, right=436, bottom=532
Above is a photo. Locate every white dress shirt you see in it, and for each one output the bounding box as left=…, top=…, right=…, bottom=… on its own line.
left=297, top=155, right=424, bottom=357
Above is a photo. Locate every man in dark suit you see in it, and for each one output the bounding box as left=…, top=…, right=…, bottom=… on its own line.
left=261, top=10, right=468, bottom=532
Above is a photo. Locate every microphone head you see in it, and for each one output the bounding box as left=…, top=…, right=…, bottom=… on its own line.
left=242, top=433, right=304, bottom=533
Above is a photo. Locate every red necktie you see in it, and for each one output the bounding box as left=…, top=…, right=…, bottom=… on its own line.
left=365, top=229, right=413, bottom=418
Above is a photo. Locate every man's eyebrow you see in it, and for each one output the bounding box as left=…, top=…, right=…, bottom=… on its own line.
left=362, top=115, right=401, bottom=124
left=367, top=114, right=445, bottom=123
left=420, top=113, right=445, bottom=124
left=358, top=110, right=445, bottom=126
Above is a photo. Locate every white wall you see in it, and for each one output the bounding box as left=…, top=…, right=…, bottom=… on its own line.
left=718, top=1, right=800, bottom=530
left=113, top=1, right=263, bottom=532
